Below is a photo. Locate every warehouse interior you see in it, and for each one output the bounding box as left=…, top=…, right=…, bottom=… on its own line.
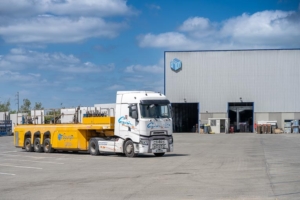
left=172, top=103, right=198, bottom=132
left=228, top=102, right=254, bottom=132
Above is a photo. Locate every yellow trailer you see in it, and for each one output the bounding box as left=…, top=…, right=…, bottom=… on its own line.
left=14, top=117, right=115, bottom=153
left=14, top=91, right=174, bottom=157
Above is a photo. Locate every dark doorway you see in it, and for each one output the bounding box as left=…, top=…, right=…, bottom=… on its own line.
left=228, top=102, right=254, bottom=132
left=172, top=103, right=199, bottom=132
left=220, top=119, right=226, bottom=133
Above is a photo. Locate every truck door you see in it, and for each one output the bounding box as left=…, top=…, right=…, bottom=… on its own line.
left=117, top=104, right=139, bottom=136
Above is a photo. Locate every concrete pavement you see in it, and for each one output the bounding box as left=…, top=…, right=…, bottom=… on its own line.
left=1, top=133, right=300, bottom=200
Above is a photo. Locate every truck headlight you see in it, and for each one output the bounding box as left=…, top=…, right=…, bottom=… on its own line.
left=140, top=139, right=149, bottom=145
left=168, top=137, right=173, bottom=144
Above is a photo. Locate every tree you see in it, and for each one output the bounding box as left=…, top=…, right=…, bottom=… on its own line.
left=45, top=109, right=61, bottom=124
left=10, top=110, right=17, bottom=114
left=33, top=102, right=44, bottom=110
left=20, top=99, right=31, bottom=112
left=0, top=100, right=10, bottom=112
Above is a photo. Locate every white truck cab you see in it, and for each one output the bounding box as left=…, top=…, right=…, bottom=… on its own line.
left=111, top=91, right=173, bottom=157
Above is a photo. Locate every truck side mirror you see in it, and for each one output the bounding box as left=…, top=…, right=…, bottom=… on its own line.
left=132, top=110, right=138, bottom=119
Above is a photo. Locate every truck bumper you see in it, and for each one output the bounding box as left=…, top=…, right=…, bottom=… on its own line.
left=137, top=136, right=173, bottom=153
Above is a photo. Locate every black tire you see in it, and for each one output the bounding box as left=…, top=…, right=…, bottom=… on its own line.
left=34, top=138, right=43, bottom=153
left=24, top=138, right=33, bottom=152
left=124, top=140, right=138, bottom=158
left=43, top=138, right=54, bottom=153
left=89, top=139, right=100, bottom=156
left=154, top=153, right=165, bottom=157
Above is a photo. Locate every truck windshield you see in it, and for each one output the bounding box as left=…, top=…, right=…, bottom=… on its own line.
left=140, top=104, right=171, bottom=119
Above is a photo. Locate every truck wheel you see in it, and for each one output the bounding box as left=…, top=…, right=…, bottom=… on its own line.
left=43, top=138, right=54, bottom=153
left=34, top=138, right=43, bottom=153
left=24, top=138, right=33, bottom=152
left=89, top=139, right=100, bottom=156
left=124, top=140, right=137, bottom=158
left=154, top=153, right=165, bottom=157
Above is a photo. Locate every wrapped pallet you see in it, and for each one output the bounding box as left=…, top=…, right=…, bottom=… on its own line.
left=256, top=124, right=261, bottom=134
left=267, top=124, right=271, bottom=134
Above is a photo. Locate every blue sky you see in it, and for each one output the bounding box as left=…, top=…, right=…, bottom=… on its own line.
left=0, top=0, right=299, bottom=110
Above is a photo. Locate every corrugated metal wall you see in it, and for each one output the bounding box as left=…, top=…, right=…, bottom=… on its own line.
left=165, top=49, right=300, bottom=113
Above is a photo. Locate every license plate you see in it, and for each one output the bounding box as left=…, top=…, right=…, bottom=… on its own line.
left=152, top=144, right=165, bottom=149
left=152, top=149, right=166, bottom=153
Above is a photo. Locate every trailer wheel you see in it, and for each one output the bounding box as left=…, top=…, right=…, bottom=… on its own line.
left=24, top=138, right=33, bottom=152
left=124, top=140, right=137, bottom=158
left=154, top=153, right=165, bottom=157
left=89, top=139, right=100, bottom=156
left=34, top=138, right=43, bottom=153
left=43, top=138, right=54, bottom=153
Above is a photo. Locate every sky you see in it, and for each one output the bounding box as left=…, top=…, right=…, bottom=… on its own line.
left=0, top=0, right=300, bottom=110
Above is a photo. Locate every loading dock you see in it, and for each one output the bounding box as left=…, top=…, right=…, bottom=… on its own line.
left=228, top=102, right=254, bottom=132
left=172, top=103, right=199, bottom=132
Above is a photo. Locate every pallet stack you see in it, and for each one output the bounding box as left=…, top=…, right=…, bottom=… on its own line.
left=284, top=121, right=291, bottom=133
left=292, top=120, right=299, bottom=134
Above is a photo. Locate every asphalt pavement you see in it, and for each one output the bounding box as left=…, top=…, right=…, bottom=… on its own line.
left=1, top=133, right=300, bottom=200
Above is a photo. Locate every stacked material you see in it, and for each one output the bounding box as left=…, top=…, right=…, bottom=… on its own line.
left=240, top=123, right=245, bottom=132
left=274, top=129, right=284, bottom=134
left=292, top=120, right=299, bottom=133
left=256, top=124, right=261, bottom=134
left=271, top=125, right=276, bottom=134
left=284, top=121, right=291, bottom=133
left=262, top=124, right=266, bottom=134
left=292, top=127, right=299, bottom=133
left=0, top=120, right=12, bottom=136
left=256, top=121, right=278, bottom=134
left=204, top=124, right=215, bottom=134
left=266, top=124, right=271, bottom=134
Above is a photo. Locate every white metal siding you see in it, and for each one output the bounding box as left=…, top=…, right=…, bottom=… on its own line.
left=165, top=50, right=300, bottom=112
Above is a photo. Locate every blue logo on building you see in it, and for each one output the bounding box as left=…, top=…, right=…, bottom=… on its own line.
left=170, top=58, right=182, bottom=71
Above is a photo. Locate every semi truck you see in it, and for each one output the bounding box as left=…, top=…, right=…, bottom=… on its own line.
left=14, top=91, right=173, bottom=157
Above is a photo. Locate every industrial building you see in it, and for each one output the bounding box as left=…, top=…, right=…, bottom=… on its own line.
left=165, top=49, right=300, bottom=133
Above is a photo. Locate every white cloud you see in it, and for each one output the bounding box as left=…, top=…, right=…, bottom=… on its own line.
left=0, top=0, right=135, bottom=18
left=61, top=62, right=115, bottom=73
left=0, top=0, right=134, bottom=43
left=0, top=48, right=80, bottom=70
left=0, top=70, right=37, bottom=82
left=147, top=4, right=161, bottom=10
left=125, top=58, right=164, bottom=74
left=28, top=73, right=41, bottom=77
left=106, top=84, right=125, bottom=90
left=121, top=59, right=164, bottom=93
left=0, top=48, right=112, bottom=73
left=0, top=16, right=127, bottom=43
left=179, top=17, right=211, bottom=32
left=221, top=10, right=300, bottom=46
left=138, top=10, right=300, bottom=50
left=137, top=32, right=199, bottom=50
left=125, top=64, right=163, bottom=74
left=65, top=87, right=83, bottom=92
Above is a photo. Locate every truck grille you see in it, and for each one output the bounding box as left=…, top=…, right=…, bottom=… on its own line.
left=150, top=131, right=167, bottom=135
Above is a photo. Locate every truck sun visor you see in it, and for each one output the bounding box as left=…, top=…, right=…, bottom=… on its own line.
left=140, top=99, right=170, bottom=104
